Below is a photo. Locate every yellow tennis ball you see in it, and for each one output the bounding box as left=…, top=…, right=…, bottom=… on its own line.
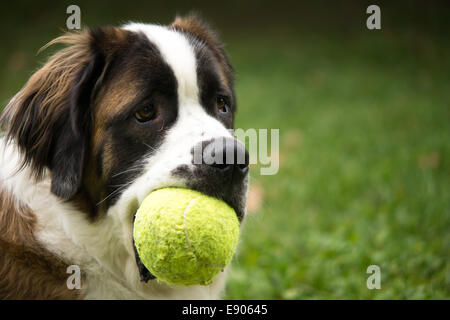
left=133, top=187, right=240, bottom=286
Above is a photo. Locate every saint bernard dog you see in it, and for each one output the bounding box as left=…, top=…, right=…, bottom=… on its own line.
left=0, top=15, right=249, bottom=299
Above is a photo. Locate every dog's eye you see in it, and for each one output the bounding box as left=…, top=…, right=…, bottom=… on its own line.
left=134, top=106, right=155, bottom=123
left=216, top=96, right=229, bottom=114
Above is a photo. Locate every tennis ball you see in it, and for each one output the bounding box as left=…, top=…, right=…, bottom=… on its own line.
left=133, top=187, right=240, bottom=286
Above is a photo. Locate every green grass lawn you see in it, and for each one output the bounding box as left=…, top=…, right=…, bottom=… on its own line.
left=0, top=1, right=449, bottom=300
left=225, top=30, right=450, bottom=299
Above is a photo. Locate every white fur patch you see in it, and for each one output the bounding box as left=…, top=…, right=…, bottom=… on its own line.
left=124, top=23, right=199, bottom=106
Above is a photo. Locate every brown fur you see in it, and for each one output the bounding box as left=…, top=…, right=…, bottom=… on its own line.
left=90, top=74, right=141, bottom=177
left=0, top=27, right=130, bottom=181
left=0, top=27, right=132, bottom=219
left=0, top=31, right=94, bottom=179
left=0, top=184, right=81, bottom=299
left=0, top=28, right=132, bottom=298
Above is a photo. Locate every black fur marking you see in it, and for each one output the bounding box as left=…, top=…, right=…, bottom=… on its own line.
left=194, top=39, right=236, bottom=129
left=50, top=52, right=106, bottom=199
left=173, top=24, right=236, bottom=129
left=133, top=239, right=156, bottom=282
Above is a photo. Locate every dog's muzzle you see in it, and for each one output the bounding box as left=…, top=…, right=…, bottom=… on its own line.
left=134, top=137, right=250, bottom=283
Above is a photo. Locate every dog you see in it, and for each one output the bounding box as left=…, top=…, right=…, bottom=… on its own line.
left=0, top=15, right=249, bottom=299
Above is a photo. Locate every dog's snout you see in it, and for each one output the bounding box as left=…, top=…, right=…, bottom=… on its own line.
left=202, top=138, right=249, bottom=176
left=179, top=138, right=249, bottom=220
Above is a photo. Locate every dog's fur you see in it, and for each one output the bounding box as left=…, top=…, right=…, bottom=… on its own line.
left=0, top=15, right=248, bottom=299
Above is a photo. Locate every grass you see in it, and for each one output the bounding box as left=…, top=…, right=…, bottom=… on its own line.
left=225, top=29, right=450, bottom=299
left=0, top=1, right=449, bottom=299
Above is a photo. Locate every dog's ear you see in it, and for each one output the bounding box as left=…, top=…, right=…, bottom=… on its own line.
left=171, top=13, right=234, bottom=82
left=0, top=27, right=126, bottom=199
left=48, top=48, right=105, bottom=199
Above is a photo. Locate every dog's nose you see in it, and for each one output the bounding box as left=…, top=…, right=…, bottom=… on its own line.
left=184, top=137, right=249, bottom=220
left=202, top=138, right=249, bottom=176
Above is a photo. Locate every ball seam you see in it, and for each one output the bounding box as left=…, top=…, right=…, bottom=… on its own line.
left=182, top=197, right=199, bottom=252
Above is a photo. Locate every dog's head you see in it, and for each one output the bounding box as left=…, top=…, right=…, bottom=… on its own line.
left=1, top=15, right=249, bottom=286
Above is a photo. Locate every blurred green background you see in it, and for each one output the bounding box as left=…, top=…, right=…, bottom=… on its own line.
left=0, top=0, right=449, bottom=299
